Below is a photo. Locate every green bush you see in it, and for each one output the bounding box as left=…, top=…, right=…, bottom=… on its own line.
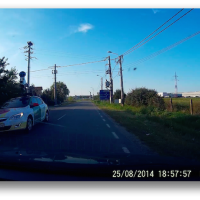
left=125, top=87, right=165, bottom=110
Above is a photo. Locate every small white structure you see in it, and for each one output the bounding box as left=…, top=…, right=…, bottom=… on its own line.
left=114, top=99, right=122, bottom=104
left=158, top=92, right=169, bottom=97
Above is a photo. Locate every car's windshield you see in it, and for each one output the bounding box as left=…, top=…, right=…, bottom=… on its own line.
left=1, top=97, right=30, bottom=108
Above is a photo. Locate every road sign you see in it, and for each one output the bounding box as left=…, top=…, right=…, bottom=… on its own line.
left=100, top=90, right=110, bottom=100
left=105, top=80, right=110, bottom=88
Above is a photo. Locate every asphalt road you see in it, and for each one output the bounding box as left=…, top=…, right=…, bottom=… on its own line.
left=0, top=101, right=156, bottom=158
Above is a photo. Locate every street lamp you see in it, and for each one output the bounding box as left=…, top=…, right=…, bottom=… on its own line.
left=97, top=75, right=103, bottom=90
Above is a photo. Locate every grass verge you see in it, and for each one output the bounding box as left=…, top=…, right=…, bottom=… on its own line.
left=93, top=100, right=200, bottom=162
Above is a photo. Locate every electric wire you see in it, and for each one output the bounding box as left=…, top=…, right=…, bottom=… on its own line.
left=123, top=30, right=200, bottom=70
left=123, top=8, right=193, bottom=56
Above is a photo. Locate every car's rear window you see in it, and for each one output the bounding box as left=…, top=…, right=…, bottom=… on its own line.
left=1, top=97, right=30, bottom=108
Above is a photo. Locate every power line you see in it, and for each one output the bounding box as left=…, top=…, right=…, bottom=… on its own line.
left=122, top=8, right=184, bottom=56
left=31, top=70, right=113, bottom=78
left=113, top=73, right=120, bottom=79
left=30, top=68, right=51, bottom=72
left=32, top=72, right=107, bottom=78
left=49, top=59, right=107, bottom=69
left=112, top=63, right=118, bottom=74
left=31, top=69, right=120, bottom=76
left=30, top=58, right=107, bottom=72
left=122, top=30, right=200, bottom=70
left=123, top=8, right=194, bottom=56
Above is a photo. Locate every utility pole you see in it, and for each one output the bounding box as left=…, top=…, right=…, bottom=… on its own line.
left=108, top=56, right=113, bottom=103
left=52, top=64, right=57, bottom=106
left=23, top=41, right=34, bottom=93
left=118, top=55, right=124, bottom=106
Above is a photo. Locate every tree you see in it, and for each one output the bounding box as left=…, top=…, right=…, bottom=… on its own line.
left=0, top=57, right=21, bottom=106
left=0, top=57, right=9, bottom=89
left=50, top=81, right=70, bottom=103
left=113, top=89, right=126, bottom=100
left=41, top=81, right=70, bottom=105
left=41, top=88, right=54, bottom=105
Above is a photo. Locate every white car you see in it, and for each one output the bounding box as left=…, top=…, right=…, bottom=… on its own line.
left=0, top=95, right=49, bottom=133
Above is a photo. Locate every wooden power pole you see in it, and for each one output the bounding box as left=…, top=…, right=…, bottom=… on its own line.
left=119, top=55, right=124, bottom=106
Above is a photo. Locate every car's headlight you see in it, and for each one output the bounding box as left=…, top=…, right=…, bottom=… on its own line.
left=9, top=113, right=24, bottom=120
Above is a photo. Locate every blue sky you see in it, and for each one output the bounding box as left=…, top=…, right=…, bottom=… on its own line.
left=0, top=8, right=200, bottom=96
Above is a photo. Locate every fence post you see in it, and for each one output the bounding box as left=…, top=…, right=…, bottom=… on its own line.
left=170, top=98, right=173, bottom=112
left=190, top=99, right=193, bottom=115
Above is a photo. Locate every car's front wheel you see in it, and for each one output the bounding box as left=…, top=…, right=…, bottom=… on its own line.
left=25, top=116, right=33, bottom=133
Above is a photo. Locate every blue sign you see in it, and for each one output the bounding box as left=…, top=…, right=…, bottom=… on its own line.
left=100, top=90, right=110, bottom=100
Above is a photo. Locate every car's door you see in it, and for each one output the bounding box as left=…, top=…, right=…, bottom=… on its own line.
left=36, top=97, right=45, bottom=121
left=30, top=97, right=41, bottom=123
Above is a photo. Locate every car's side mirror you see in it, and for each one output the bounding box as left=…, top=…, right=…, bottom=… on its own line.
left=30, top=103, right=39, bottom=108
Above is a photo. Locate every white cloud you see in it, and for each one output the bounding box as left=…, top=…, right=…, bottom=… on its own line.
left=61, top=23, right=94, bottom=39
left=77, top=23, right=94, bottom=33
left=152, top=9, right=160, bottom=14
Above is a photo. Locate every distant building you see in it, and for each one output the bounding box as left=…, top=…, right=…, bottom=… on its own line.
left=158, top=92, right=182, bottom=98
left=158, top=91, right=200, bottom=98
left=74, top=95, right=92, bottom=100
left=168, top=93, right=182, bottom=98
left=181, top=91, right=200, bottom=98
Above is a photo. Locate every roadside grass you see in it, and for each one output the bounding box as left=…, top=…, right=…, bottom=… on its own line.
left=76, top=99, right=92, bottom=102
left=164, top=97, right=200, bottom=115
left=93, top=100, right=200, bottom=161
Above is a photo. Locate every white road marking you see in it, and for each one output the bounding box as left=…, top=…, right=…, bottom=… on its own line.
left=57, top=114, right=66, bottom=120
left=122, top=147, right=130, bottom=154
left=112, top=132, right=119, bottom=139
left=106, top=124, right=110, bottom=128
left=40, top=122, right=66, bottom=128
